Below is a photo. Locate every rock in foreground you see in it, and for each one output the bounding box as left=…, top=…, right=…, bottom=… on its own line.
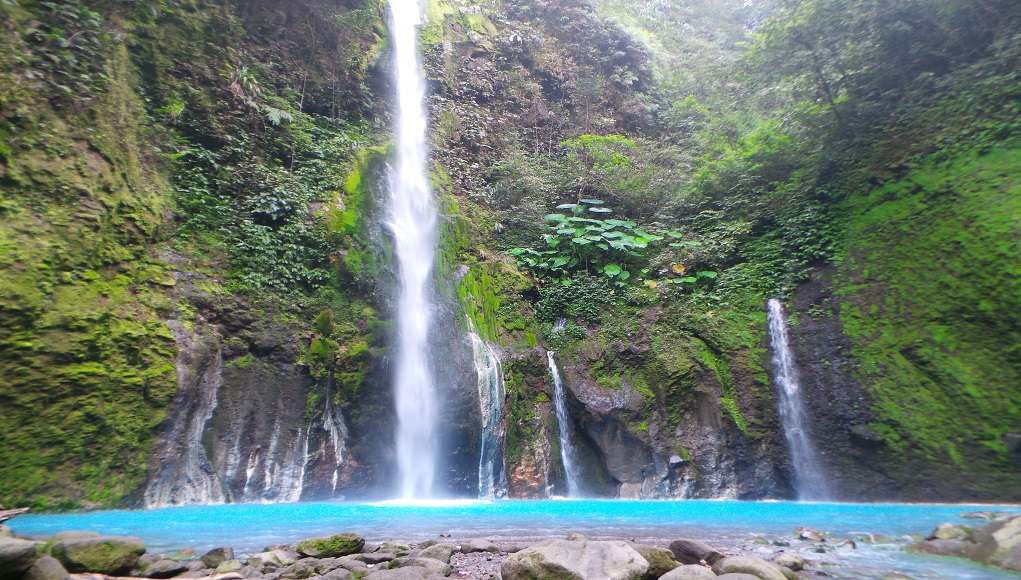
left=909, top=514, right=1021, bottom=573
left=501, top=537, right=649, bottom=580
left=48, top=534, right=146, bottom=574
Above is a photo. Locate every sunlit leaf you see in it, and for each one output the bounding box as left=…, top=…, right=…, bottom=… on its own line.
left=697, top=271, right=718, bottom=278
left=579, top=198, right=605, bottom=205
left=604, top=263, right=622, bottom=276
left=672, top=263, right=686, bottom=274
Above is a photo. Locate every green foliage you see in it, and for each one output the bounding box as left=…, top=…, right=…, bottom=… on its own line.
left=510, top=199, right=703, bottom=286
left=172, top=116, right=371, bottom=295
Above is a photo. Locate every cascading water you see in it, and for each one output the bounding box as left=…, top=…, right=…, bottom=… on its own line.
left=767, top=298, right=831, bottom=500
left=547, top=348, right=582, bottom=497
left=469, top=332, right=507, bottom=499
left=388, top=0, right=439, bottom=499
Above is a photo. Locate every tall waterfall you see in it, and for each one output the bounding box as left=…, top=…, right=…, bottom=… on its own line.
left=767, top=298, right=830, bottom=500
left=469, top=332, right=507, bottom=499
left=547, top=350, right=582, bottom=497
left=388, top=0, right=439, bottom=499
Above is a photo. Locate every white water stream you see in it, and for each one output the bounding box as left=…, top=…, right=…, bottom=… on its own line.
left=388, top=0, right=439, bottom=499
left=547, top=350, right=582, bottom=497
left=767, top=298, right=830, bottom=500
left=469, top=332, right=507, bottom=499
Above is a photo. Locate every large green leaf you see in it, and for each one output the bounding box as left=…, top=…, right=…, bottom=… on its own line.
left=579, top=198, right=605, bottom=204
left=604, top=263, right=622, bottom=276
left=546, top=213, right=567, bottom=222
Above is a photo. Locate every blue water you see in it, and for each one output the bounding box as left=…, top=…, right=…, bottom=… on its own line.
left=9, top=500, right=1021, bottom=578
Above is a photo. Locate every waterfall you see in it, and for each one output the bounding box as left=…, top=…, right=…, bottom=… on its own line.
left=469, top=332, right=507, bottom=499
left=547, top=350, right=582, bottom=497
left=388, top=0, right=439, bottom=499
left=767, top=298, right=831, bottom=500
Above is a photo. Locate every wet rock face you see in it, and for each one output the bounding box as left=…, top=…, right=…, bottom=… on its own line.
left=552, top=337, right=787, bottom=500
left=787, top=265, right=1021, bottom=501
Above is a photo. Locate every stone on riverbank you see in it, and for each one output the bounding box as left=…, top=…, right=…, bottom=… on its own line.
left=48, top=534, right=145, bottom=574
left=669, top=539, right=724, bottom=565
left=906, top=538, right=977, bottom=558
left=296, top=533, right=365, bottom=558
left=459, top=539, right=501, bottom=554
left=390, top=556, right=452, bottom=576
left=501, top=538, right=649, bottom=580
left=248, top=549, right=300, bottom=569
left=415, top=543, right=454, bottom=563
left=908, top=513, right=1021, bottom=572
left=633, top=544, right=681, bottom=578
left=770, top=552, right=803, bottom=571
left=0, top=538, right=40, bottom=579
left=971, top=513, right=1021, bottom=571
left=23, top=556, right=70, bottom=580
left=659, top=564, right=717, bottom=578
left=365, top=568, right=447, bottom=579
left=201, top=547, right=235, bottom=568
left=142, top=558, right=188, bottom=578
left=711, top=555, right=787, bottom=580
left=0, top=525, right=13, bottom=538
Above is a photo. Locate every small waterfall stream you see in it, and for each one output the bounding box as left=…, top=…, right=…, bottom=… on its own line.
left=469, top=332, right=507, bottom=499
left=387, top=0, right=440, bottom=499
left=767, top=298, right=831, bottom=500
left=547, top=350, right=582, bottom=497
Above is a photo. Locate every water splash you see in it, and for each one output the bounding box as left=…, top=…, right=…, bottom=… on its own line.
left=547, top=349, right=582, bottom=497
left=767, top=298, right=830, bottom=500
left=388, top=0, right=439, bottom=499
left=469, top=332, right=507, bottom=499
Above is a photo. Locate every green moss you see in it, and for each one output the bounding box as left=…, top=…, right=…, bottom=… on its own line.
left=835, top=145, right=1021, bottom=462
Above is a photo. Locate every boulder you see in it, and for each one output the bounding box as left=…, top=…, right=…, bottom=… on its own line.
left=167, top=548, right=197, bottom=561
left=48, top=534, right=146, bottom=574
left=906, top=538, right=978, bottom=559
left=296, top=533, right=365, bottom=558
left=633, top=544, right=680, bottom=578
left=0, top=538, right=39, bottom=579
left=321, top=570, right=352, bottom=580
left=928, top=523, right=971, bottom=540
left=216, top=559, right=244, bottom=574
left=501, top=538, right=649, bottom=580
left=774, top=566, right=798, bottom=580
left=770, top=553, right=803, bottom=571
left=716, top=575, right=761, bottom=580
left=711, top=555, right=787, bottom=580
left=278, top=559, right=318, bottom=579
left=201, top=547, right=236, bottom=568
left=333, top=554, right=372, bottom=573
left=659, top=564, right=718, bottom=579
left=23, top=556, right=70, bottom=580
left=364, top=568, right=447, bottom=579
left=971, top=514, right=1021, bottom=572
left=669, top=539, right=724, bottom=565
left=390, top=556, right=452, bottom=576
left=0, top=525, right=13, bottom=538
left=144, top=558, right=189, bottom=578
left=459, top=539, right=501, bottom=553
left=415, top=543, right=454, bottom=563
left=248, top=549, right=300, bottom=569
left=354, top=552, right=395, bottom=565
left=794, top=527, right=825, bottom=542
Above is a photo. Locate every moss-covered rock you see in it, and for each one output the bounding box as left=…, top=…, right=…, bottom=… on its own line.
left=295, top=533, right=365, bottom=558
left=48, top=535, right=145, bottom=574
